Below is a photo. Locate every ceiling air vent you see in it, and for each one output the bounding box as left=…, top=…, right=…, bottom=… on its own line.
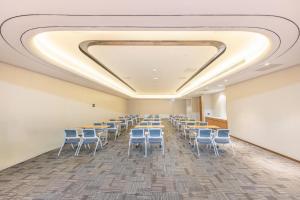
left=256, top=64, right=281, bottom=72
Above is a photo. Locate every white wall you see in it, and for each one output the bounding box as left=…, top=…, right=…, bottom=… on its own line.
left=0, top=63, right=127, bottom=170
left=202, top=91, right=227, bottom=119
left=127, top=99, right=186, bottom=117
left=226, top=65, right=300, bottom=161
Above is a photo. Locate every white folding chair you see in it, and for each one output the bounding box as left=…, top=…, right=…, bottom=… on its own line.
left=58, top=129, right=81, bottom=157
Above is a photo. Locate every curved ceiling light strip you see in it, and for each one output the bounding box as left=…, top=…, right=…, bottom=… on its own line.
left=1, top=14, right=299, bottom=59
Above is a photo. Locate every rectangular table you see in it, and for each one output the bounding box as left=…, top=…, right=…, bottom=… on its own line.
left=80, top=125, right=109, bottom=129
left=134, top=125, right=165, bottom=129
left=187, top=125, right=220, bottom=129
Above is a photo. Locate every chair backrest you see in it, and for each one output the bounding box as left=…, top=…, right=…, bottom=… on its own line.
left=154, top=118, right=160, bottom=121
left=217, top=129, right=230, bottom=138
left=106, top=122, right=115, bottom=128
left=140, top=122, right=148, bottom=126
left=149, top=128, right=162, bottom=137
left=82, top=129, right=96, bottom=137
left=120, top=119, right=126, bottom=123
left=131, top=129, right=145, bottom=137
left=186, top=122, right=195, bottom=126
left=151, top=122, right=161, bottom=126
left=199, top=122, right=208, bottom=126
left=198, top=129, right=212, bottom=138
left=64, top=129, right=78, bottom=138
left=94, top=122, right=102, bottom=126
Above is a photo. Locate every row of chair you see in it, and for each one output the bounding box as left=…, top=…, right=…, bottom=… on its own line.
left=57, top=128, right=105, bottom=157
left=189, top=128, right=234, bottom=157
left=128, top=128, right=164, bottom=157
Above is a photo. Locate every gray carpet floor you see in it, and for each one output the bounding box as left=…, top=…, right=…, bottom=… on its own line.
left=0, top=120, right=300, bottom=200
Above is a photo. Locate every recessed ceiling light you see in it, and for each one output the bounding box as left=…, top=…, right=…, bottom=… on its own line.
left=153, top=77, right=159, bottom=80
left=152, top=68, right=157, bottom=72
left=224, top=79, right=228, bottom=82
left=264, top=62, right=271, bottom=66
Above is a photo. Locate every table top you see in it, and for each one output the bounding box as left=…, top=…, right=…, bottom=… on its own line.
left=186, top=125, right=220, bottom=129
left=80, top=125, right=109, bottom=129
left=135, top=125, right=164, bottom=129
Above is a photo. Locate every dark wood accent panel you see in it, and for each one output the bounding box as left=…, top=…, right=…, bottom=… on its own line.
left=199, top=96, right=203, bottom=121
left=206, top=116, right=228, bottom=128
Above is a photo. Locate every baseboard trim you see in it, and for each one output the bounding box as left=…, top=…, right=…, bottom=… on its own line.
left=231, top=135, right=300, bottom=163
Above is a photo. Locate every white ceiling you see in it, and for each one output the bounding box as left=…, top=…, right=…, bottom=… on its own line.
left=0, top=0, right=300, bottom=99
left=88, top=45, right=217, bottom=94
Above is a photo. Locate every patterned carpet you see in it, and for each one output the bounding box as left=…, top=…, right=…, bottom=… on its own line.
left=1, top=120, right=300, bottom=200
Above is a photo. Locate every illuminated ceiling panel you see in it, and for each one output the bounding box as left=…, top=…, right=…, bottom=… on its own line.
left=29, top=31, right=271, bottom=98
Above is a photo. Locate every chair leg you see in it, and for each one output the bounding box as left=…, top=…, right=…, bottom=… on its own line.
left=213, top=142, right=219, bottom=157
left=76, top=142, right=83, bottom=156
left=57, top=143, right=65, bottom=157
left=196, top=141, right=200, bottom=157
left=162, top=140, right=165, bottom=155
left=71, top=144, right=74, bottom=150
left=144, top=140, right=147, bottom=157
left=93, top=142, right=99, bottom=156
left=99, top=138, right=103, bottom=149
left=128, top=140, right=131, bottom=156
left=114, top=131, right=117, bottom=141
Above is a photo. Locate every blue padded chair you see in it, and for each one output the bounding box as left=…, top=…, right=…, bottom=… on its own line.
left=148, top=128, right=164, bottom=155
left=214, top=129, right=234, bottom=155
left=184, top=121, right=196, bottom=140
left=120, top=119, right=128, bottom=131
left=140, top=121, right=149, bottom=126
left=195, top=129, right=218, bottom=157
left=128, top=128, right=147, bottom=157
left=58, top=129, right=81, bottom=157
left=106, top=122, right=119, bottom=141
left=76, top=129, right=101, bottom=156
left=151, top=121, right=161, bottom=126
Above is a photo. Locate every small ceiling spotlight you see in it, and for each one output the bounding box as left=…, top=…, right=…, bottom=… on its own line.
left=264, top=62, right=271, bottom=66
left=153, top=77, right=159, bottom=80
left=152, top=68, right=157, bottom=72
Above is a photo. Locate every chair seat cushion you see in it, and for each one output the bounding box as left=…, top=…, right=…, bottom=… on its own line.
left=130, top=138, right=146, bottom=144
left=214, top=138, right=230, bottom=144
left=65, top=138, right=80, bottom=144
left=82, top=138, right=99, bottom=144
left=197, top=138, right=213, bottom=144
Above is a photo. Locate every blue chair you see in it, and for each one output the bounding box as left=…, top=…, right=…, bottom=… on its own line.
left=128, top=129, right=147, bottom=157
left=106, top=122, right=119, bottom=140
left=58, top=129, right=81, bottom=157
left=140, top=121, right=149, bottom=126
left=76, top=129, right=101, bottom=156
left=151, top=121, right=161, bottom=126
left=184, top=122, right=196, bottom=140
left=120, top=119, right=128, bottom=131
left=148, top=128, right=164, bottom=155
left=195, top=129, right=218, bottom=157
left=214, top=129, right=234, bottom=155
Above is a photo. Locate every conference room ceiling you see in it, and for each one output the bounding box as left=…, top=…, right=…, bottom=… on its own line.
left=0, top=0, right=300, bottom=99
